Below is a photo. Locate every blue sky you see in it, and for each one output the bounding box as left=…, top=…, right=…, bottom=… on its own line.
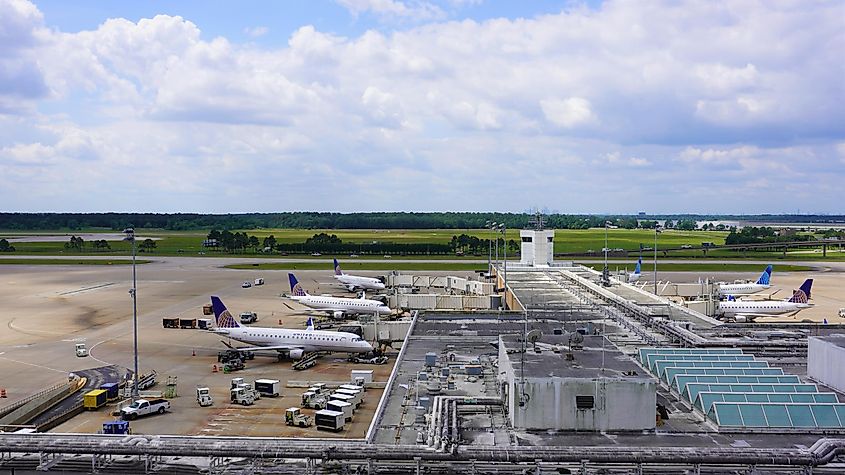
left=1, top=0, right=843, bottom=214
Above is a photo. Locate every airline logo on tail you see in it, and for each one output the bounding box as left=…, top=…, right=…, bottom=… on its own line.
left=788, top=279, right=813, bottom=304
left=334, top=258, right=343, bottom=276
left=757, top=265, right=773, bottom=285
left=634, top=257, right=642, bottom=275
left=306, top=317, right=314, bottom=331
left=211, top=296, right=240, bottom=328
left=288, top=273, right=308, bottom=297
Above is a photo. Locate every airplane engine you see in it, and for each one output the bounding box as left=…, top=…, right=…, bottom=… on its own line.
left=332, top=311, right=345, bottom=320
left=288, top=349, right=304, bottom=360
left=734, top=316, right=750, bottom=323
left=346, top=285, right=356, bottom=292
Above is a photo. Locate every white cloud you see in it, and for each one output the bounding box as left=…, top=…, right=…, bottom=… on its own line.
left=0, top=0, right=842, bottom=213
left=244, top=26, right=269, bottom=38
left=336, top=0, right=445, bottom=21
left=540, top=97, right=596, bottom=128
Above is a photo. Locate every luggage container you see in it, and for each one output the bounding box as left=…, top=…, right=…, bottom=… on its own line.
left=329, top=392, right=356, bottom=409
left=102, top=421, right=130, bottom=435
left=315, top=409, right=345, bottom=431
left=335, top=388, right=362, bottom=406
left=197, top=318, right=212, bottom=330
left=99, top=383, right=120, bottom=401
left=326, top=400, right=353, bottom=421
left=179, top=318, right=197, bottom=329
left=83, top=389, right=108, bottom=410
left=351, top=370, right=373, bottom=386
left=202, top=304, right=213, bottom=315
left=162, top=318, right=179, bottom=329
left=254, top=379, right=280, bottom=397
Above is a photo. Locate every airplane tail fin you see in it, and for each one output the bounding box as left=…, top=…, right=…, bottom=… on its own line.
left=334, top=258, right=343, bottom=276
left=756, top=265, right=773, bottom=285
left=288, top=273, right=308, bottom=297
left=360, top=290, right=366, bottom=300
left=210, top=296, right=241, bottom=329
left=634, top=257, right=642, bottom=275
left=306, top=317, right=314, bottom=331
left=788, top=279, right=813, bottom=303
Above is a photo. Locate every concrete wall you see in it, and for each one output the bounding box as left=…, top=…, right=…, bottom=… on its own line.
left=808, top=337, right=845, bottom=393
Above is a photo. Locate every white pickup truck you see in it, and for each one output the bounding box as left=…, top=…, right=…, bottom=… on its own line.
left=120, top=398, right=170, bottom=420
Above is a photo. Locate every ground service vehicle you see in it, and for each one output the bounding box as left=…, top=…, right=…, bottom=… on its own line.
left=202, top=303, right=213, bottom=315
left=75, top=343, right=88, bottom=357
left=330, top=393, right=357, bottom=410
left=121, top=398, right=170, bottom=420
left=242, top=281, right=252, bottom=288
left=335, top=387, right=363, bottom=406
left=254, top=379, right=280, bottom=397
left=315, top=409, right=345, bottom=431
left=196, top=387, right=213, bottom=407
left=301, top=391, right=327, bottom=409
left=83, top=389, right=107, bottom=410
left=254, top=278, right=264, bottom=286
left=230, top=387, right=255, bottom=406
left=240, top=312, right=258, bottom=324
left=285, top=407, right=312, bottom=427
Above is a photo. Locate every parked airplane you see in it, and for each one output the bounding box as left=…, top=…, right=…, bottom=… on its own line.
left=628, top=257, right=642, bottom=283
left=286, top=273, right=391, bottom=319
left=718, top=265, right=772, bottom=296
left=209, top=296, right=372, bottom=359
left=718, top=279, right=813, bottom=322
left=334, top=258, right=386, bottom=291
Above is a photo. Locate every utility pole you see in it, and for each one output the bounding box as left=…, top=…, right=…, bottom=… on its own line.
left=654, top=224, right=662, bottom=295
left=123, top=228, right=139, bottom=400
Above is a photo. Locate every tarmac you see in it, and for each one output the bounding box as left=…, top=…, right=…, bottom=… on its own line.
left=0, top=258, right=397, bottom=437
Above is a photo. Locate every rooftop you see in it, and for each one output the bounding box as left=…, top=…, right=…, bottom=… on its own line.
left=500, top=334, right=651, bottom=380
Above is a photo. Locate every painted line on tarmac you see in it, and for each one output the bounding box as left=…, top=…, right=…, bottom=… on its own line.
left=87, top=339, right=118, bottom=367
left=0, top=355, right=65, bottom=374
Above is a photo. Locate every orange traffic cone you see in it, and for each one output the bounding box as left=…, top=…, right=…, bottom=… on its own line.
left=0, top=388, right=6, bottom=398
left=212, top=364, right=218, bottom=373
left=192, top=348, right=196, bottom=357
left=279, top=319, right=282, bottom=325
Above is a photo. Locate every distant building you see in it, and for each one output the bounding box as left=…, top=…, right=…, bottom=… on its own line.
left=638, top=212, right=646, bottom=217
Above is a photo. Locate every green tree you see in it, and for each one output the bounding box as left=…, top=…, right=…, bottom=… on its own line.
left=262, top=235, right=277, bottom=251
left=139, top=238, right=157, bottom=252
left=0, top=238, right=15, bottom=252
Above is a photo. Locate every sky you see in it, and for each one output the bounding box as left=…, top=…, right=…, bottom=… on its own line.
left=0, top=0, right=843, bottom=214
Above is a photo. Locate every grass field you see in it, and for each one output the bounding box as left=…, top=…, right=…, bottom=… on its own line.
left=0, top=258, right=151, bottom=265
left=582, top=262, right=813, bottom=273
left=2, top=228, right=842, bottom=261
left=224, top=262, right=485, bottom=271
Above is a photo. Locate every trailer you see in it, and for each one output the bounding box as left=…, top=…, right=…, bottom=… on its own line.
left=326, top=400, right=353, bottom=422
left=179, top=318, right=197, bottom=329
left=202, top=303, right=213, bottom=315
left=254, top=379, right=280, bottom=397
left=314, top=409, right=345, bottom=431
left=162, top=318, right=179, bottom=329
left=335, top=387, right=363, bottom=407
left=350, top=370, right=373, bottom=386
left=197, top=318, right=212, bottom=330
left=99, top=383, right=120, bottom=401
left=83, top=389, right=108, bottom=410
left=330, top=392, right=357, bottom=409
left=102, top=421, right=130, bottom=435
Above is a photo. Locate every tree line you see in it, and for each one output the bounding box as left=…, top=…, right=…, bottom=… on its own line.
left=724, top=227, right=816, bottom=246
left=2, top=212, right=843, bottom=231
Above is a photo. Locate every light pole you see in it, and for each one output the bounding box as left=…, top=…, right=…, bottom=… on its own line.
left=602, top=221, right=611, bottom=286
left=485, top=220, right=493, bottom=276
left=123, top=227, right=139, bottom=400
left=500, top=223, right=508, bottom=306
left=493, top=222, right=499, bottom=273
left=653, top=224, right=662, bottom=295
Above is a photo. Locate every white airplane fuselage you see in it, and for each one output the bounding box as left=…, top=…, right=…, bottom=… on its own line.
left=290, top=294, right=391, bottom=316
left=335, top=274, right=385, bottom=291
left=718, top=283, right=770, bottom=296
left=718, top=300, right=811, bottom=319
left=214, top=326, right=372, bottom=354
